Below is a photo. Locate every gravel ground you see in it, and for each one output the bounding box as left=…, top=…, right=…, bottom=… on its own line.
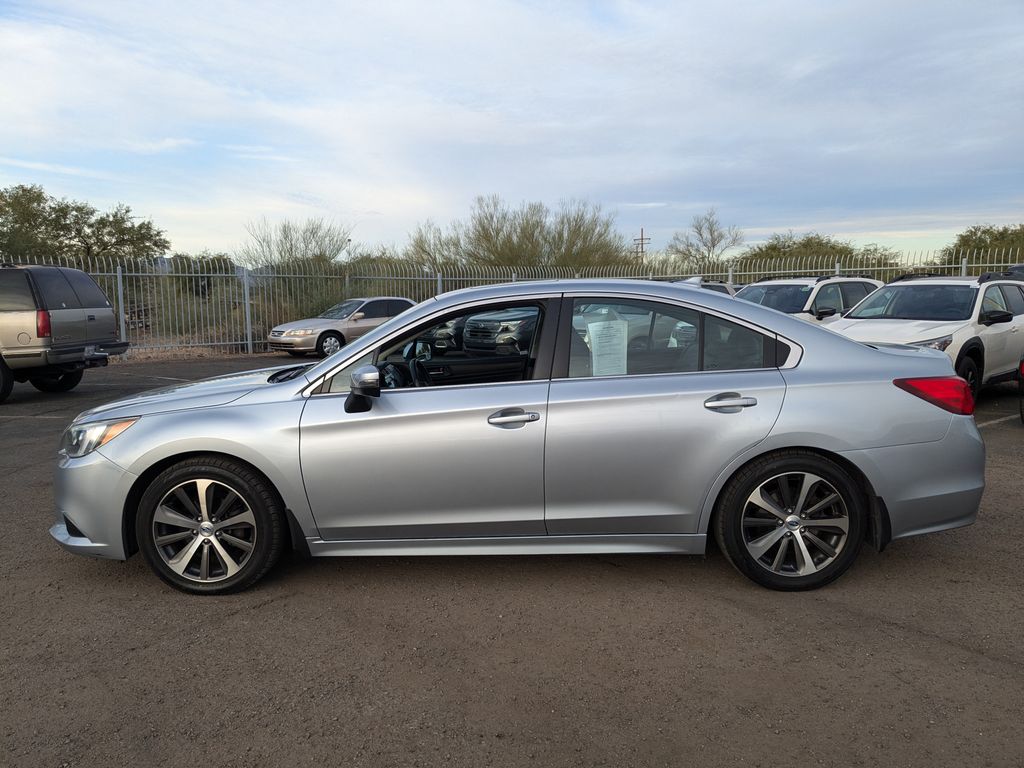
left=1, top=354, right=1021, bottom=767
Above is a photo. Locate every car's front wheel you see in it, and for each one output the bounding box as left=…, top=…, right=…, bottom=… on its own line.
left=29, top=370, right=84, bottom=393
left=136, top=456, right=285, bottom=594
left=316, top=331, right=344, bottom=357
left=714, top=451, right=865, bottom=590
left=956, top=357, right=980, bottom=399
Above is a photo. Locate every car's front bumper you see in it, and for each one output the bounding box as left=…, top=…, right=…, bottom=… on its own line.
left=841, top=415, right=985, bottom=541
left=267, top=334, right=317, bottom=352
left=50, top=449, right=137, bottom=560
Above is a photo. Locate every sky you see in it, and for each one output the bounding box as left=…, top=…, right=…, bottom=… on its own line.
left=0, top=0, right=1021, bottom=256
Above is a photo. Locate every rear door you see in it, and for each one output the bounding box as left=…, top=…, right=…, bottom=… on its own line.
left=999, top=284, right=1024, bottom=366
left=545, top=295, right=786, bottom=535
left=979, top=285, right=1014, bottom=376
left=60, top=268, right=118, bottom=346
left=28, top=267, right=86, bottom=347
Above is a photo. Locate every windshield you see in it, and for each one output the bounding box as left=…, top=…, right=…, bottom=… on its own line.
left=319, top=299, right=363, bottom=320
left=735, top=284, right=812, bottom=314
left=846, top=285, right=977, bottom=321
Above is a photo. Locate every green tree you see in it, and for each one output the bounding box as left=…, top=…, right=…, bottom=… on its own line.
left=664, top=208, right=743, bottom=273
left=733, top=232, right=900, bottom=276
left=403, top=195, right=629, bottom=269
left=936, top=224, right=1024, bottom=267
left=0, top=184, right=169, bottom=264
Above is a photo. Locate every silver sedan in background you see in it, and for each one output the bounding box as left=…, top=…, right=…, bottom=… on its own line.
left=51, top=280, right=984, bottom=594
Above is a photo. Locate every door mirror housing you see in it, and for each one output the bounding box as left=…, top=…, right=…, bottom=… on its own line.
left=350, top=365, right=381, bottom=398
left=981, top=309, right=1013, bottom=326
left=814, top=307, right=838, bottom=320
left=345, top=365, right=381, bottom=413
left=349, top=311, right=365, bottom=321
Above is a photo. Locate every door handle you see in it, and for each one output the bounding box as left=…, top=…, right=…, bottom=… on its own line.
left=487, top=410, right=540, bottom=426
left=704, top=393, right=758, bottom=411
left=87, top=314, right=96, bottom=321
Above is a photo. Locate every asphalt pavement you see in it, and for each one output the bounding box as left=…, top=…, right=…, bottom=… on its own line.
left=1, top=354, right=1021, bottom=767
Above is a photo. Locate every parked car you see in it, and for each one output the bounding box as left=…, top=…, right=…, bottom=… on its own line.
left=462, top=307, right=538, bottom=355
left=0, top=264, right=127, bottom=404
left=267, top=296, right=415, bottom=357
left=51, top=280, right=983, bottom=595
left=827, top=273, right=1024, bottom=397
left=735, top=276, right=883, bottom=322
left=675, top=276, right=738, bottom=296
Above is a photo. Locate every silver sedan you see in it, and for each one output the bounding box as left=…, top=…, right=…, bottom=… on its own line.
left=50, top=280, right=984, bottom=594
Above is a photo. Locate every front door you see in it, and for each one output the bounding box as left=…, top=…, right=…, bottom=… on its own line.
left=299, top=297, right=558, bottom=540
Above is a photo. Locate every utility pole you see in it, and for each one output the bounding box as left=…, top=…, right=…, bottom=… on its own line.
left=633, top=227, right=650, bottom=264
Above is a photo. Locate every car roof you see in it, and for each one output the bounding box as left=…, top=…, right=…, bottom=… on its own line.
left=747, top=276, right=880, bottom=286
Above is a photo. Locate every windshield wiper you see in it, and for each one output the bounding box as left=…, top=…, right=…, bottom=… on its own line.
left=268, top=365, right=311, bottom=383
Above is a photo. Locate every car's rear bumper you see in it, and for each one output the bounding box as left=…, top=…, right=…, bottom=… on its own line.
left=841, top=416, right=985, bottom=541
left=50, top=449, right=137, bottom=561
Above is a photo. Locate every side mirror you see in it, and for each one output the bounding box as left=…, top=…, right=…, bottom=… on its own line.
left=812, top=307, right=837, bottom=320
left=981, top=309, right=1013, bottom=326
left=349, top=311, right=365, bottom=321
left=350, top=365, right=380, bottom=398
left=345, top=365, right=380, bottom=414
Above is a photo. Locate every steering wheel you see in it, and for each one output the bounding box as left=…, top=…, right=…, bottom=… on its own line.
left=409, top=357, right=432, bottom=388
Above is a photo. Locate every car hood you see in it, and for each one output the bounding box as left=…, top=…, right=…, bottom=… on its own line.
left=271, top=317, right=340, bottom=332
left=826, top=318, right=967, bottom=344
left=74, top=365, right=305, bottom=423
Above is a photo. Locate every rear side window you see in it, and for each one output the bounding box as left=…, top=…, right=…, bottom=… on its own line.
left=387, top=299, right=413, bottom=315
left=703, top=316, right=770, bottom=371
left=840, top=282, right=870, bottom=309
left=61, top=269, right=110, bottom=308
left=360, top=300, right=390, bottom=318
left=30, top=267, right=81, bottom=310
left=999, top=285, right=1024, bottom=316
left=0, top=271, right=37, bottom=310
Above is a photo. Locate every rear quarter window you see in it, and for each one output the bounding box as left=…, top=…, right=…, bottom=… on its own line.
left=28, top=267, right=81, bottom=310
left=0, top=271, right=37, bottom=310
left=61, top=268, right=111, bottom=308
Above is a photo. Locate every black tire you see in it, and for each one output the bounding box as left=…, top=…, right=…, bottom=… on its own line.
left=29, top=370, right=84, bottom=393
left=0, top=360, right=13, bottom=404
left=714, top=450, right=866, bottom=591
left=136, top=456, right=285, bottom=595
left=316, top=331, right=344, bottom=358
left=286, top=350, right=307, bottom=358
left=956, top=357, right=980, bottom=400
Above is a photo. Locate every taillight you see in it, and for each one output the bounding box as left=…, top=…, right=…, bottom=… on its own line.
left=36, top=310, right=51, bottom=338
left=894, top=377, right=974, bottom=415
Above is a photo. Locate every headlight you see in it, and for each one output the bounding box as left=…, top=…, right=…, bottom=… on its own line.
left=499, top=321, right=525, bottom=333
left=912, top=335, right=953, bottom=352
left=61, top=418, right=138, bottom=458
left=284, top=329, right=315, bottom=336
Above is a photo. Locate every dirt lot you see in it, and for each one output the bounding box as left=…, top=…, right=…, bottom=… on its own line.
left=1, top=354, right=1021, bottom=767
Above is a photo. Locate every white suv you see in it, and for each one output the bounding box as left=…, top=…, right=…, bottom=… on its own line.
left=735, top=276, right=883, bottom=322
left=827, top=273, right=1024, bottom=396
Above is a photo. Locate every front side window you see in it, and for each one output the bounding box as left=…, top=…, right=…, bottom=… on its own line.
left=982, top=286, right=1008, bottom=314
left=567, top=298, right=771, bottom=378
left=1000, top=285, right=1024, bottom=316
left=846, top=285, right=977, bottom=321
left=327, top=302, right=544, bottom=392
left=812, top=284, right=843, bottom=313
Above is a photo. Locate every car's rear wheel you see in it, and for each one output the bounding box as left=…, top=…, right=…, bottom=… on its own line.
left=136, top=456, right=285, bottom=594
left=0, top=360, right=13, bottom=404
left=956, top=357, right=980, bottom=399
left=714, top=451, right=865, bottom=590
left=29, top=370, right=84, bottom=393
left=316, top=331, right=344, bottom=357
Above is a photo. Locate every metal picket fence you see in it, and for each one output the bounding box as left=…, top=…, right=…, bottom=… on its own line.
left=6, top=247, right=1021, bottom=353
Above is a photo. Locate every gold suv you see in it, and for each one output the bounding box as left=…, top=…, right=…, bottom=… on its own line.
left=0, top=264, right=128, bottom=403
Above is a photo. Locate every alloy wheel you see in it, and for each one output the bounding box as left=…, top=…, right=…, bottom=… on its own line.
left=740, top=472, right=849, bottom=577
left=321, top=335, right=341, bottom=355
left=151, top=479, right=257, bottom=583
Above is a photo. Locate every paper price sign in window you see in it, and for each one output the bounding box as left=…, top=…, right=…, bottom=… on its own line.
left=587, top=319, right=628, bottom=376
